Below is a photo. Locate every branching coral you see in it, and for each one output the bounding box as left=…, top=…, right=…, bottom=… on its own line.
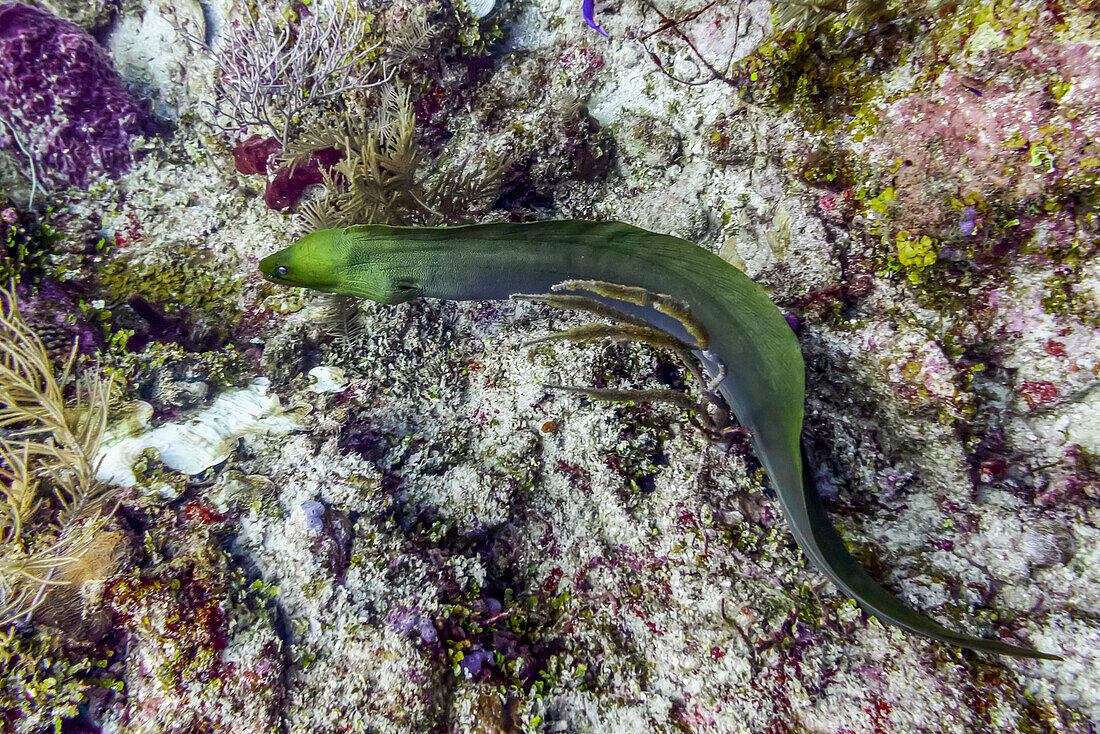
left=0, top=283, right=117, bottom=626
left=772, top=0, right=891, bottom=33
left=291, top=86, right=508, bottom=228
left=182, top=0, right=392, bottom=146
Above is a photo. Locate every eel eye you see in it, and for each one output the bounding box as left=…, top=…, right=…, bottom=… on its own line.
left=277, top=266, right=289, bottom=276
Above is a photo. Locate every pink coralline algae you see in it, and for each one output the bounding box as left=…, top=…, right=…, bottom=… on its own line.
left=871, top=32, right=1100, bottom=239
left=1020, top=379, right=1060, bottom=409
left=0, top=3, right=154, bottom=187
left=559, top=46, right=606, bottom=82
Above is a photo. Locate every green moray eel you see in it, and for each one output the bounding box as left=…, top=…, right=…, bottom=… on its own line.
left=260, top=220, right=1060, bottom=661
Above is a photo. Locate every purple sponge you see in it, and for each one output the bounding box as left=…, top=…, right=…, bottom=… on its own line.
left=0, top=3, right=154, bottom=188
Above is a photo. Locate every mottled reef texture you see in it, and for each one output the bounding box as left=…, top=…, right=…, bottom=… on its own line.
left=1, top=0, right=1098, bottom=732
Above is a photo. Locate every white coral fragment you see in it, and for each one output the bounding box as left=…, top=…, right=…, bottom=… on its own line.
left=465, top=0, right=497, bottom=19
left=307, top=365, right=348, bottom=394
left=96, top=380, right=298, bottom=488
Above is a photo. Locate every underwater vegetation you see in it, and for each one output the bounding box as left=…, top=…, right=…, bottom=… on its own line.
left=0, top=284, right=118, bottom=627
left=284, top=86, right=508, bottom=226
left=178, top=0, right=392, bottom=148
left=0, top=200, right=59, bottom=285
left=0, top=626, right=118, bottom=734
left=189, top=0, right=474, bottom=220
left=771, top=0, right=891, bottom=33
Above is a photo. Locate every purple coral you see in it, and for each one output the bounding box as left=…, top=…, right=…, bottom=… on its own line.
left=15, top=279, right=102, bottom=359
left=387, top=608, right=438, bottom=644
left=300, top=500, right=326, bottom=532
left=0, top=3, right=154, bottom=188
left=458, top=647, right=494, bottom=680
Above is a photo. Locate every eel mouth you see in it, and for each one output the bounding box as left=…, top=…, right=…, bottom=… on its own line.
left=258, top=254, right=294, bottom=285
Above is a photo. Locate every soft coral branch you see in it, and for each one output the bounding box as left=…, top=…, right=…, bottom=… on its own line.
left=0, top=282, right=117, bottom=626
left=179, top=0, right=393, bottom=146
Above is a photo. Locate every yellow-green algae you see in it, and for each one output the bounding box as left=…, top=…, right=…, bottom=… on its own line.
left=99, top=246, right=243, bottom=330
left=736, top=0, right=1100, bottom=305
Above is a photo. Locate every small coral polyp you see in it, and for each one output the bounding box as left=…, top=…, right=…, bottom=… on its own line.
left=0, top=3, right=153, bottom=187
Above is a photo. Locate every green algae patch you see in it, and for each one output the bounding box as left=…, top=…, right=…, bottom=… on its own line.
left=895, top=231, right=940, bottom=280
left=734, top=15, right=915, bottom=137
left=99, top=244, right=243, bottom=332
left=0, top=200, right=60, bottom=284
left=1039, top=240, right=1100, bottom=328
left=107, top=340, right=248, bottom=399
left=0, top=628, right=117, bottom=734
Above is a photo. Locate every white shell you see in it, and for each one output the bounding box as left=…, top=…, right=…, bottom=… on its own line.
left=307, top=365, right=348, bottom=394
left=466, top=0, right=497, bottom=19
left=96, top=380, right=298, bottom=489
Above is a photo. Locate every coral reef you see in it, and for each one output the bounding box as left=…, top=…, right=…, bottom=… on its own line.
left=104, top=532, right=284, bottom=732
left=0, top=3, right=154, bottom=189
left=0, top=626, right=118, bottom=733
left=0, top=0, right=1098, bottom=730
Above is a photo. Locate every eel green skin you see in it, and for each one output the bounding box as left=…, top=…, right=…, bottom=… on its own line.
left=259, top=219, right=1061, bottom=661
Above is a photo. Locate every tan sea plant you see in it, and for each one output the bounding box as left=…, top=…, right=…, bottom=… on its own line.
left=0, top=283, right=117, bottom=626
left=288, top=85, right=509, bottom=229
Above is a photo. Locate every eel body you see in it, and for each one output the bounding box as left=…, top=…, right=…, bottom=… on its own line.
left=260, top=220, right=1059, bottom=660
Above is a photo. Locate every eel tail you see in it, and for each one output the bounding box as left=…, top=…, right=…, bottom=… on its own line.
left=793, top=446, right=1063, bottom=661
